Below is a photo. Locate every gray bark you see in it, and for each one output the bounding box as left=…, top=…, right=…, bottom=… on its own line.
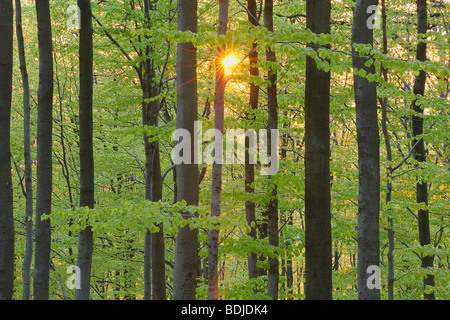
left=304, top=0, right=332, bottom=300
left=15, top=0, right=34, bottom=300
left=173, top=0, right=200, bottom=300
left=208, top=0, right=228, bottom=300
left=245, top=0, right=259, bottom=281
left=143, top=81, right=165, bottom=300
left=379, top=0, right=395, bottom=300
left=33, top=0, right=54, bottom=300
left=351, top=0, right=380, bottom=300
left=75, top=0, right=95, bottom=301
left=140, top=0, right=166, bottom=300
left=0, top=0, right=15, bottom=300
left=412, top=0, right=435, bottom=300
left=264, top=0, right=279, bottom=300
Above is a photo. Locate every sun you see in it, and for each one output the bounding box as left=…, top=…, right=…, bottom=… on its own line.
left=221, top=54, right=239, bottom=76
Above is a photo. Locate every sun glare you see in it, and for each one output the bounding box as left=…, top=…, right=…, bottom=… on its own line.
left=222, top=54, right=239, bottom=76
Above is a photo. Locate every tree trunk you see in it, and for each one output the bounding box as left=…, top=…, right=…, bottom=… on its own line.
left=15, top=0, right=34, bottom=300
left=412, top=0, right=434, bottom=300
left=144, top=230, right=152, bottom=300
left=143, top=78, right=165, bottom=300
left=245, top=0, right=259, bottom=282
left=140, top=1, right=166, bottom=299
left=208, top=0, right=228, bottom=300
left=0, top=0, right=14, bottom=300
left=351, top=0, right=380, bottom=300
left=75, top=0, right=95, bottom=300
left=379, top=0, right=395, bottom=301
left=264, top=0, right=279, bottom=300
left=33, top=0, right=54, bottom=300
left=304, top=0, right=332, bottom=300
left=173, top=0, right=200, bottom=300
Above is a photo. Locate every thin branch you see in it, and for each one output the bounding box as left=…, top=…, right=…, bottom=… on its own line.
left=92, top=14, right=142, bottom=80
left=391, top=138, right=423, bottom=172
left=236, top=0, right=261, bottom=26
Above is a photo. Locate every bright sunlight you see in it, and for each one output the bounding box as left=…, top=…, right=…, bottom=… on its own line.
left=222, top=54, right=238, bottom=76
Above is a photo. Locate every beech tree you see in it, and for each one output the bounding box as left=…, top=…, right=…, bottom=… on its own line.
left=379, top=0, right=395, bottom=300
left=15, top=0, right=34, bottom=300
left=412, top=0, right=435, bottom=300
left=140, top=0, right=165, bottom=301
left=263, top=0, right=279, bottom=301
left=351, top=0, right=380, bottom=300
left=76, top=0, right=95, bottom=300
left=173, top=0, right=200, bottom=300
left=33, top=0, right=54, bottom=300
left=208, top=0, right=229, bottom=301
left=0, top=0, right=14, bottom=301
left=304, top=0, right=332, bottom=300
left=245, top=0, right=259, bottom=281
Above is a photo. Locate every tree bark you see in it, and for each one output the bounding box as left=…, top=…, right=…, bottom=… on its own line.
left=351, top=0, right=380, bottom=300
left=33, top=0, right=54, bottom=300
left=208, top=0, right=228, bottom=300
left=412, top=0, right=434, bottom=300
left=15, top=0, right=34, bottom=300
left=0, top=0, right=15, bottom=300
left=304, top=0, right=332, bottom=300
left=379, top=0, right=395, bottom=301
left=76, top=0, right=95, bottom=300
left=264, top=0, right=279, bottom=300
left=173, top=0, right=200, bottom=300
left=141, top=0, right=166, bottom=300
left=245, top=0, right=259, bottom=282
left=143, top=78, right=165, bottom=300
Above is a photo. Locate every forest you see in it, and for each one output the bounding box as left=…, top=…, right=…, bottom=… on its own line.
left=0, top=0, right=449, bottom=301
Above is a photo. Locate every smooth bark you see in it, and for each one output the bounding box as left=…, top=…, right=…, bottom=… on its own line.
left=141, top=0, right=166, bottom=298
left=208, top=0, right=228, bottom=300
left=0, top=0, right=15, bottom=300
left=76, top=0, right=95, bottom=300
left=245, top=0, right=259, bottom=282
left=33, top=0, right=54, bottom=300
left=264, top=0, right=279, bottom=300
left=412, top=0, right=435, bottom=300
left=15, top=0, right=34, bottom=300
left=143, top=78, right=165, bottom=300
left=379, top=0, right=395, bottom=300
left=173, top=0, right=200, bottom=300
left=304, top=0, right=332, bottom=300
left=351, top=0, right=380, bottom=300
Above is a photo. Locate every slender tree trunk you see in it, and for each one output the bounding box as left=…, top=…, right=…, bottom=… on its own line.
left=380, top=0, right=395, bottom=300
left=245, top=0, right=259, bottom=282
left=144, top=229, right=152, bottom=299
left=351, top=0, right=380, bottom=300
left=141, top=0, right=165, bottom=301
left=15, top=0, right=34, bottom=300
left=33, top=0, right=54, bottom=300
left=173, top=0, right=200, bottom=300
left=280, top=124, right=294, bottom=299
left=0, top=0, right=14, bottom=300
left=304, top=0, right=332, bottom=300
left=76, top=0, right=95, bottom=300
left=208, top=0, right=228, bottom=300
left=412, top=0, right=434, bottom=300
left=140, top=4, right=166, bottom=297
left=264, top=0, right=279, bottom=300
left=143, top=77, right=165, bottom=300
